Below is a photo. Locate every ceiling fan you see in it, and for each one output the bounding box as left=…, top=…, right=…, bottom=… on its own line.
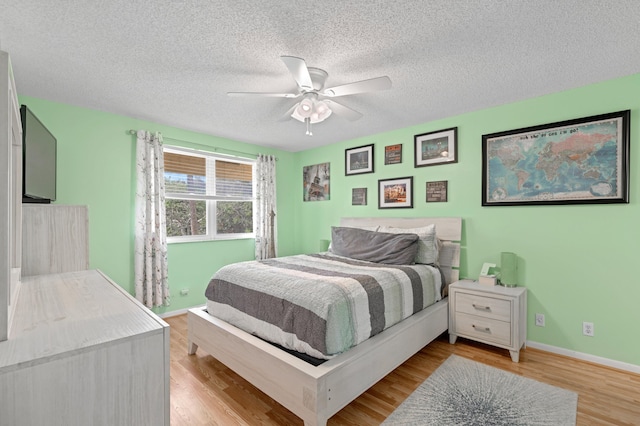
left=228, top=56, right=392, bottom=136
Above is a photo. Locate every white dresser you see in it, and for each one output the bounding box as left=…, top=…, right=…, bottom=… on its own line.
left=0, top=269, right=170, bottom=425
left=449, top=279, right=527, bottom=362
left=1, top=51, right=169, bottom=424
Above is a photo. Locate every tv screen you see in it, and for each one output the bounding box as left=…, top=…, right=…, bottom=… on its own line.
left=21, top=105, right=57, bottom=203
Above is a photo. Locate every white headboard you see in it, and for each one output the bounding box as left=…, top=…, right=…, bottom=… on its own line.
left=339, top=217, right=462, bottom=284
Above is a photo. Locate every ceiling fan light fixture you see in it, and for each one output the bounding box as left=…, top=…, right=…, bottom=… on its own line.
left=291, top=95, right=332, bottom=126
left=315, top=100, right=332, bottom=122
left=295, top=96, right=314, bottom=118
left=316, top=100, right=328, bottom=114
left=292, top=105, right=310, bottom=121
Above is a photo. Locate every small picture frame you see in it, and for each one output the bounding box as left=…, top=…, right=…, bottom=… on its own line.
left=480, top=263, right=497, bottom=276
left=378, top=176, right=413, bottom=209
left=384, top=144, right=402, bottom=165
left=345, top=144, right=374, bottom=175
left=426, top=180, right=448, bottom=202
left=351, top=188, right=367, bottom=206
left=414, top=127, right=458, bottom=167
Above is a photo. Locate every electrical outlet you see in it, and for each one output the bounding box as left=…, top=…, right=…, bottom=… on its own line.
left=180, top=288, right=190, bottom=296
left=583, top=321, right=594, bottom=336
left=535, top=313, right=545, bottom=327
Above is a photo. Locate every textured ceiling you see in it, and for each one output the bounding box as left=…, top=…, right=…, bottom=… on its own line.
left=1, top=1, right=639, bottom=152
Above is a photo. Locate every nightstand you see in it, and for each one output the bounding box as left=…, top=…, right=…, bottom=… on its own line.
left=449, top=279, right=527, bottom=362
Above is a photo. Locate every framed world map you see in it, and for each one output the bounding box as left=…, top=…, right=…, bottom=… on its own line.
left=482, top=110, right=630, bottom=206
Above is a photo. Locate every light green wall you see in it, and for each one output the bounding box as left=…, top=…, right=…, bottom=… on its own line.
left=20, top=72, right=640, bottom=367
left=18, top=97, right=299, bottom=315
left=294, top=73, right=640, bottom=367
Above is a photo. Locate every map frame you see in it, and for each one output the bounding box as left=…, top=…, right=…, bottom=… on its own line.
left=482, top=110, right=630, bottom=206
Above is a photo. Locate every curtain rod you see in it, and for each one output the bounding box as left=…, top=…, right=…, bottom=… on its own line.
left=128, top=129, right=274, bottom=160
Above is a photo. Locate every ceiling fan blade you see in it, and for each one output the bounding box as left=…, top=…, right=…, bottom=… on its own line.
left=324, top=100, right=363, bottom=121
left=227, top=91, right=299, bottom=98
left=277, top=103, right=298, bottom=122
left=281, top=56, right=313, bottom=91
left=323, top=76, right=392, bottom=97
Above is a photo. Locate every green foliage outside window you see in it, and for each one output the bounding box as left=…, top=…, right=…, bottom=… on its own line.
left=216, top=201, right=253, bottom=234
left=166, top=199, right=206, bottom=237
left=166, top=200, right=253, bottom=237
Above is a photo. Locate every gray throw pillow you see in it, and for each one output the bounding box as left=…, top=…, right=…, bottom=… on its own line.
left=330, top=226, right=419, bottom=265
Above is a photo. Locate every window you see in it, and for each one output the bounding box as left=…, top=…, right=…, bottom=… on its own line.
left=163, top=146, right=255, bottom=242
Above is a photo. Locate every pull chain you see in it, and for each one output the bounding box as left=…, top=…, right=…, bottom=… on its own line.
left=305, top=117, right=313, bottom=136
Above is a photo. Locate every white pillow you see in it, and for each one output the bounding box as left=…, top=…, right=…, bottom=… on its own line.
left=349, top=225, right=379, bottom=232
left=378, top=224, right=439, bottom=265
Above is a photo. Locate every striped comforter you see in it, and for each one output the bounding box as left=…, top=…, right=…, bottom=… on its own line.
left=205, top=253, right=442, bottom=359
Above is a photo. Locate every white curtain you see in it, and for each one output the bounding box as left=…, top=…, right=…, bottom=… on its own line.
left=134, top=130, right=169, bottom=308
left=255, top=154, right=277, bottom=260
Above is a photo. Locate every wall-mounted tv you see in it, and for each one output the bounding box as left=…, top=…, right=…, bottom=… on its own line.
left=20, top=105, right=57, bottom=203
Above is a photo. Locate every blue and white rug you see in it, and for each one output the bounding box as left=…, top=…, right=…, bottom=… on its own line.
left=382, top=355, right=578, bottom=425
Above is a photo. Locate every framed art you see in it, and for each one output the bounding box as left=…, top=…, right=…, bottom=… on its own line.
left=482, top=110, right=630, bottom=206
left=414, top=127, right=457, bottom=167
left=303, top=162, right=330, bottom=202
left=426, top=180, right=448, bottom=202
left=345, top=144, right=374, bottom=175
left=378, top=176, right=413, bottom=209
left=351, top=188, right=367, bottom=206
left=384, top=144, right=402, bottom=165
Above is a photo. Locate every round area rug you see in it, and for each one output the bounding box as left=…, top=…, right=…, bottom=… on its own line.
left=382, top=355, right=578, bottom=425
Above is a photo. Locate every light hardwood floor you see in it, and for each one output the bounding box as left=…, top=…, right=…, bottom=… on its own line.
left=166, top=314, right=640, bottom=425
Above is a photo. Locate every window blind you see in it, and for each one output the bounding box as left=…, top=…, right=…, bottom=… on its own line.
left=164, top=149, right=253, bottom=200
left=216, top=160, right=253, bottom=197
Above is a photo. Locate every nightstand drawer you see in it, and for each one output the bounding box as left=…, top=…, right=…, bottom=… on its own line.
left=455, top=292, right=511, bottom=321
left=454, top=313, right=511, bottom=346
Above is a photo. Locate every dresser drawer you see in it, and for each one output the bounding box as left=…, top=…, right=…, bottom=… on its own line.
left=455, top=292, right=511, bottom=321
left=454, top=312, right=511, bottom=346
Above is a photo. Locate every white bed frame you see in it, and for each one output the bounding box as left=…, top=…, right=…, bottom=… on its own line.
left=187, top=217, right=462, bottom=426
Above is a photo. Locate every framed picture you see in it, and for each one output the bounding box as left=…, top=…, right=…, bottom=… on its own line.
left=303, top=162, right=330, bottom=201
left=414, top=127, right=458, bottom=167
left=345, top=144, right=374, bottom=175
left=351, top=188, right=367, bottom=206
left=482, top=110, right=630, bottom=206
left=426, top=180, right=448, bottom=202
left=384, top=144, right=402, bottom=165
left=378, top=176, right=413, bottom=209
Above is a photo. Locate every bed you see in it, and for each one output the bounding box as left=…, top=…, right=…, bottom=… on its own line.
left=187, top=217, right=462, bottom=425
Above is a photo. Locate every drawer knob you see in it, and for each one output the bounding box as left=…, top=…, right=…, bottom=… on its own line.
left=472, top=303, right=491, bottom=311
left=472, top=324, right=491, bottom=332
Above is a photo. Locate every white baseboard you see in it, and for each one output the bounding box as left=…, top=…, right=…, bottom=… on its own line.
left=155, top=308, right=640, bottom=375
left=158, top=305, right=205, bottom=319
left=527, top=340, right=640, bottom=375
